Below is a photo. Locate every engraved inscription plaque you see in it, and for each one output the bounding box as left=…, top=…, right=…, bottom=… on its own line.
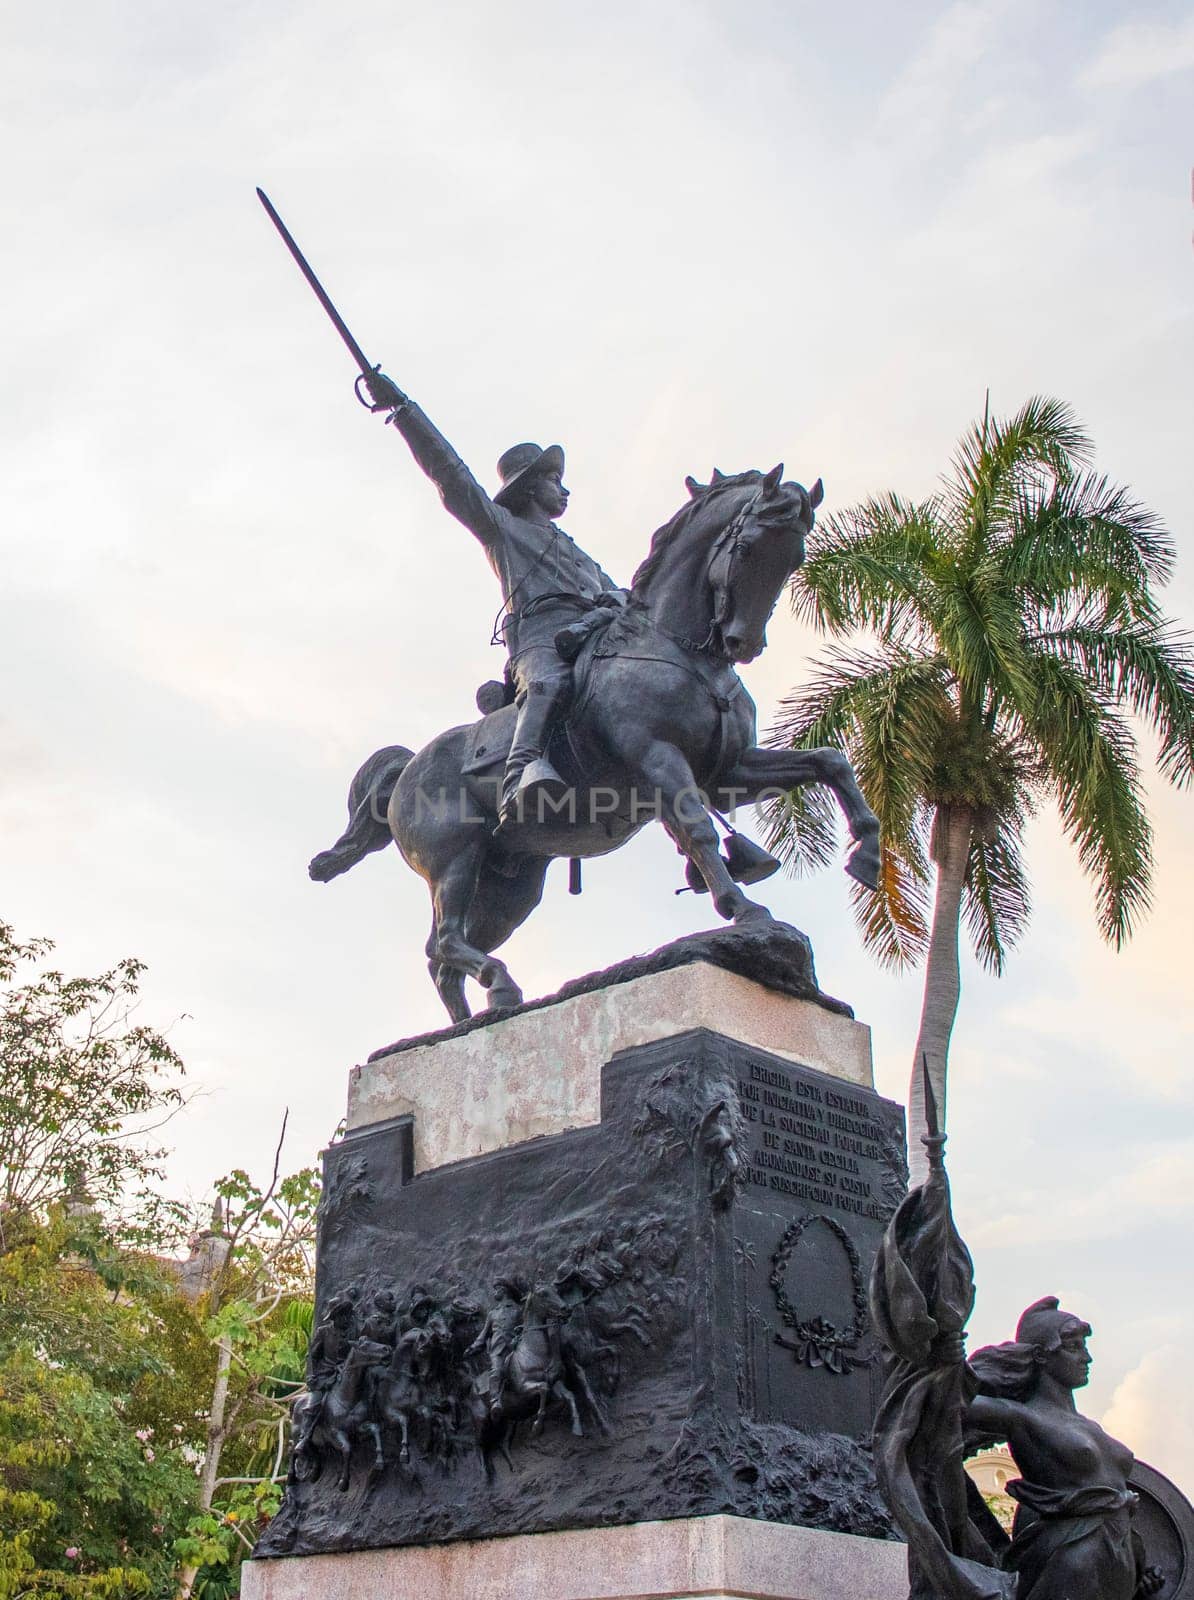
left=733, top=1050, right=906, bottom=1438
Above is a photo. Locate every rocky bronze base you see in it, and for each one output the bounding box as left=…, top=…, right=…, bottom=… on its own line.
left=368, top=917, right=851, bottom=1065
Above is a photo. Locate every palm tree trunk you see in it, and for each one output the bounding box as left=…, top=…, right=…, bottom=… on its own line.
left=907, top=804, right=973, bottom=1186
left=177, top=1330, right=233, bottom=1599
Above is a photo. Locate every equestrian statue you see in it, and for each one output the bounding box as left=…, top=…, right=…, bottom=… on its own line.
left=258, top=191, right=881, bottom=1022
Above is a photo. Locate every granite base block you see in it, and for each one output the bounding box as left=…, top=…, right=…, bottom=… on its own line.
left=349, top=959, right=875, bottom=1175
left=242, top=1513, right=908, bottom=1600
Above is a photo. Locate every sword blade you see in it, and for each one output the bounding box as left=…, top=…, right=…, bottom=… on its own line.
left=256, top=188, right=374, bottom=376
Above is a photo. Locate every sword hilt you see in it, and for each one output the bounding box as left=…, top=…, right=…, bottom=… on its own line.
left=354, top=366, right=408, bottom=413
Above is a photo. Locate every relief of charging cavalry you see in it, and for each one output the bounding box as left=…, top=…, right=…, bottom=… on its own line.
left=289, top=1219, right=679, bottom=1492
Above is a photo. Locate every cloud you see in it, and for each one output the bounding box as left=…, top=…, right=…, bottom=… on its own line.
left=877, top=1, right=1006, bottom=148
left=1103, top=1345, right=1194, bottom=1491
left=968, top=1137, right=1194, bottom=1249
left=1079, top=16, right=1194, bottom=91
left=0, top=0, right=1192, bottom=1385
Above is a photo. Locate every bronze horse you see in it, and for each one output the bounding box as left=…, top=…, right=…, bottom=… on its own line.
left=311, top=468, right=880, bottom=1020
left=291, top=1336, right=390, bottom=1492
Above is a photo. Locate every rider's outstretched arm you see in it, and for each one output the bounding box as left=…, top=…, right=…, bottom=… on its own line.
left=365, top=372, right=500, bottom=551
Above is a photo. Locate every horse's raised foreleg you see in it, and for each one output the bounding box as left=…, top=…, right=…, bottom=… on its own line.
left=526, top=1380, right=551, bottom=1436
left=430, top=844, right=524, bottom=1015
left=363, top=1419, right=385, bottom=1480
left=552, top=1377, right=585, bottom=1437
left=637, top=741, right=769, bottom=923
left=330, top=1428, right=353, bottom=1493
left=569, top=1362, right=610, bottom=1434
left=719, top=747, right=881, bottom=891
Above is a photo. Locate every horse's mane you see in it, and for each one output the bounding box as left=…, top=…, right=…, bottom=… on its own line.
left=630, top=470, right=765, bottom=598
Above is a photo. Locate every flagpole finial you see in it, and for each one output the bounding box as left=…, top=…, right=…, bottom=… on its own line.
left=920, top=1055, right=947, bottom=1167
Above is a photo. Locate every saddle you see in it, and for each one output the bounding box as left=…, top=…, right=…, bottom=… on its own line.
left=463, top=607, right=747, bottom=786
left=464, top=607, right=623, bottom=780
left=460, top=610, right=780, bottom=889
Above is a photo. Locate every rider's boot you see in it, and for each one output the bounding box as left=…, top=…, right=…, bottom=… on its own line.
left=487, top=1360, right=507, bottom=1418
left=495, top=687, right=569, bottom=838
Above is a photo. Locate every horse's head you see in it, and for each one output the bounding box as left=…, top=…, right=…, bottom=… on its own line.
left=347, top=1336, right=394, bottom=1369
left=632, top=465, right=822, bottom=663
left=702, top=464, right=822, bottom=662
left=524, top=1282, right=568, bottom=1323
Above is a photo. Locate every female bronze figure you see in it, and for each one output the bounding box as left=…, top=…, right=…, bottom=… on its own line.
left=967, top=1298, right=1163, bottom=1600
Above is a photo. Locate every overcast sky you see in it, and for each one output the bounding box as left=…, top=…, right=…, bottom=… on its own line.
left=2, top=0, right=1193, bottom=1490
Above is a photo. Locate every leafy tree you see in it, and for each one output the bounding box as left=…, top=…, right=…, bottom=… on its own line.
left=0, top=1210, right=202, bottom=1598
left=0, top=921, right=186, bottom=1226
left=0, top=920, right=317, bottom=1597
left=174, top=1125, right=318, bottom=1600
left=767, top=396, right=1194, bottom=1177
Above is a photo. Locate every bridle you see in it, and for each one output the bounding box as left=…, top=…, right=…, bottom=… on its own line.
left=672, top=486, right=767, bottom=657
left=640, top=486, right=770, bottom=658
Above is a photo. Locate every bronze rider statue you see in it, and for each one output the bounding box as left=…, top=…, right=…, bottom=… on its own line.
left=364, top=370, right=626, bottom=832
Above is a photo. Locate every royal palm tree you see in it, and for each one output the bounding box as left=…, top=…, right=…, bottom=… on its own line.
left=767, top=397, right=1194, bottom=1179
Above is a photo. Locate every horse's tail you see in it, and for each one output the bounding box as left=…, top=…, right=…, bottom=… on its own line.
left=308, top=745, right=415, bottom=882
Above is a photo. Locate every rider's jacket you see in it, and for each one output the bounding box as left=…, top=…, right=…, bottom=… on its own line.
left=390, top=401, right=619, bottom=653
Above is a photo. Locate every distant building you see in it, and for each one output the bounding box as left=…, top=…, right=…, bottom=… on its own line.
left=965, top=1445, right=1017, bottom=1531
left=52, top=1185, right=229, bottom=1304
left=173, top=1199, right=231, bottom=1302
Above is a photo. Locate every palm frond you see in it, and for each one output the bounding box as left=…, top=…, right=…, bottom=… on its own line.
left=947, top=395, right=1091, bottom=547
left=761, top=782, right=841, bottom=877
left=997, top=472, right=1174, bottom=621
left=963, top=808, right=1032, bottom=975
left=770, top=646, right=952, bottom=842
left=935, top=553, right=1032, bottom=711
left=793, top=493, right=943, bottom=642
left=767, top=648, right=948, bottom=964
left=1017, top=653, right=1153, bottom=946
left=1033, top=621, right=1194, bottom=787
left=849, top=843, right=931, bottom=970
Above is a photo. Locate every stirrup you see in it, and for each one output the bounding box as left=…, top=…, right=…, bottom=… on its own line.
left=499, top=759, right=569, bottom=824
left=681, top=832, right=782, bottom=894
left=722, top=830, right=782, bottom=885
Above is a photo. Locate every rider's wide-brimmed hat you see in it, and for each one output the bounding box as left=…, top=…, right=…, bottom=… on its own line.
left=493, top=442, right=565, bottom=508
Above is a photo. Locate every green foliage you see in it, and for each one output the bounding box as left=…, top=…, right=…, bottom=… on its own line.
left=170, top=1137, right=319, bottom=1599
left=175, top=1481, right=283, bottom=1599
left=0, top=921, right=187, bottom=1222
left=0, top=1203, right=315, bottom=1598
left=770, top=395, right=1194, bottom=971
left=0, top=1215, right=201, bottom=1598
left=0, top=923, right=321, bottom=1597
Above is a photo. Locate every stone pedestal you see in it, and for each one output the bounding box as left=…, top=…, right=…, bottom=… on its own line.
left=349, top=953, right=874, bottom=1175
left=251, top=925, right=907, bottom=1594
left=243, top=1512, right=908, bottom=1599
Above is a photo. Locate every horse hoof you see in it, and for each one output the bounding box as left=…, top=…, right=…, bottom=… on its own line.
left=487, top=981, right=523, bottom=1012
left=732, top=903, right=773, bottom=927
left=845, top=843, right=881, bottom=893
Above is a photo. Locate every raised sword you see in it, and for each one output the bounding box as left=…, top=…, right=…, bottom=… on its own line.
left=256, top=187, right=393, bottom=410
